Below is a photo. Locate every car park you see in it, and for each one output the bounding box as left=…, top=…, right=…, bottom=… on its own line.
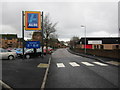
left=0, top=48, right=17, bottom=60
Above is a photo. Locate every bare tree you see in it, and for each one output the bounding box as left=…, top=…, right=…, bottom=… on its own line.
left=43, top=14, right=57, bottom=53
left=70, top=36, right=79, bottom=49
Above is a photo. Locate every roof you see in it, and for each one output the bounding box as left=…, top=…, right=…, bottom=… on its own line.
left=0, top=34, right=17, bottom=39
left=79, top=37, right=120, bottom=44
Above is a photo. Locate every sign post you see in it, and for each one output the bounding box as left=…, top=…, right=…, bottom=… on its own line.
left=41, top=12, right=44, bottom=57
left=22, top=11, right=43, bottom=59
left=22, top=11, right=25, bottom=60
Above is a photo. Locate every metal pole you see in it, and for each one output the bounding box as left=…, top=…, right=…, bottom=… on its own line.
left=22, top=11, right=25, bottom=59
left=41, top=11, right=44, bottom=57
left=85, top=26, right=86, bottom=54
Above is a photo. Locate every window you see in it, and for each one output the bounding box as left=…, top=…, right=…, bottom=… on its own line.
left=100, top=45, right=104, bottom=49
left=116, top=45, right=119, bottom=49
left=97, top=45, right=99, bottom=49
left=94, top=45, right=96, bottom=49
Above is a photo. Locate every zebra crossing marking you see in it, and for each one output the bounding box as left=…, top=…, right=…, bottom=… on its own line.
left=57, top=63, right=65, bottom=68
left=81, top=62, right=94, bottom=66
left=93, top=62, right=108, bottom=66
left=56, top=61, right=108, bottom=68
left=69, top=62, right=80, bottom=67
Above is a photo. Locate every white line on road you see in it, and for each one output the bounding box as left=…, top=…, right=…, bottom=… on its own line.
left=57, top=63, right=65, bottom=68
left=41, top=57, right=51, bottom=90
left=0, top=80, right=13, bottom=90
left=81, top=62, right=94, bottom=66
left=93, top=62, right=108, bottom=66
left=69, top=62, right=80, bottom=67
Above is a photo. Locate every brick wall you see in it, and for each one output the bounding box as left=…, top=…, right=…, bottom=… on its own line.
left=72, top=48, right=120, bottom=59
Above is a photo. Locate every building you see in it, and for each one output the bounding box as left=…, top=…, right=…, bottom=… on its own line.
left=77, top=37, right=120, bottom=50
left=0, top=34, right=18, bottom=49
left=17, top=38, right=23, bottom=48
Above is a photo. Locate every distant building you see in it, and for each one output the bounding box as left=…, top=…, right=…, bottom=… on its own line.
left=76, top=37, right=120, bottom=50
left=17, top=38, right=23, bottom=48
left=0, top=34, right=18, bottom=48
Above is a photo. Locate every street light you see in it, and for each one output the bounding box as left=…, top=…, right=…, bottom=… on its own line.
left=81, top=25, right=86, bottom=54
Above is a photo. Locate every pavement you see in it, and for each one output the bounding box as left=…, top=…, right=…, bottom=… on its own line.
left=67, top=49, right=120, bottom=66
left=1, top=54, right=51, bottom=89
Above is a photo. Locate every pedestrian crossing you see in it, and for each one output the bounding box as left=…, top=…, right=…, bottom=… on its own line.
left=81, top=62, right=94, bottom=66
left=69, top=62, right=80, bottom=67
left=56, top=61, right=108, bottom=68
left=57, top=63, right=65, bottom=68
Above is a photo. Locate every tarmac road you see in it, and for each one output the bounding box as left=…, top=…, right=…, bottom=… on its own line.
left=2, top=55, right=50, bottom=89
left=45, top=48, right=119, bottom=89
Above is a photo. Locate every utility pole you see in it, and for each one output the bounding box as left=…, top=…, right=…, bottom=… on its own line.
left=22, top=11, right=25, bottom=60
left=81, top=25, right=86, bottom=54
left=41, top=11, right=44, bottom=57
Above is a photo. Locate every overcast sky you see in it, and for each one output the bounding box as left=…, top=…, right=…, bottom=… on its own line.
left=0, top=0, right=119, bottom=41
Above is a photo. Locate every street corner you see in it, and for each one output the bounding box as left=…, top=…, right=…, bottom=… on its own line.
left=106, top=61, right=120, bottom=66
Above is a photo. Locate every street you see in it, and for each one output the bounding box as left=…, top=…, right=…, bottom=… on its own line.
left=45, top=48, right=119, bottom=88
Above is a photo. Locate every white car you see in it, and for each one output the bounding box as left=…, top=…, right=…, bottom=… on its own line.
left=0, top=48, right=17, bottom=60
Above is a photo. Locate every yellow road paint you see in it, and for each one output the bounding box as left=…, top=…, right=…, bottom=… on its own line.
left=37, top=63, right=49, bottom=68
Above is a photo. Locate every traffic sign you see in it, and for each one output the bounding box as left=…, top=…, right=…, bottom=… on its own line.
left=26, top=41, right=40, bottom=48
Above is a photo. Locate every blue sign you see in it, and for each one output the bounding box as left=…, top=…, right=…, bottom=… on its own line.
left=25, top=11, right=41, bottom=30
left=28, top=13, right=38, bottom=28
left=26, top=41, right=40, bottom=48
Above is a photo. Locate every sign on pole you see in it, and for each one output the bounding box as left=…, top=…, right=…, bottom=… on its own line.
left=26, top=41, right=40, bottom=48
left=88, top=40, right=102, bottom=44
left=25, top=11, right=41, bottom=30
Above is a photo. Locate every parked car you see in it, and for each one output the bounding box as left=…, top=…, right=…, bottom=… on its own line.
left=24, top=48, right=42, bottom=59
left=0, top=48, right=17, bottom=60
left=17, top=48, right=42, bottom=59
left=16, top=48, right=28, bottom=57
left=43, top=47, right=53, bottom=54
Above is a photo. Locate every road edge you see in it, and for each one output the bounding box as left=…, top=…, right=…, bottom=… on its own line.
left=0, top=80, right=13, bottom=90
left=67, top=49, right=119, bottom=67
left=41, top=56, right=51, bottom=90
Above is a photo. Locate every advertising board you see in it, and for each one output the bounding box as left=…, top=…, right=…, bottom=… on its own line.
left=25, top=11, right=41, bottom=30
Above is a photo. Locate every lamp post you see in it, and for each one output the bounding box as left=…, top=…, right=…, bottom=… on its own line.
left=81, top=25, right=86, bottom=54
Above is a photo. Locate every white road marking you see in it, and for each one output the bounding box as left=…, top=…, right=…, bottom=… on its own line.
left=41, top=57, right=51, bottom=89
left=0, top=80, right=13, bottom=90
left=69, top=62, right=80, bottom=67
left=81, top=62, right=94, bottom=66
left=57, top=63, right=65, bottom=68
left=93, top=62, right=108, bottom=66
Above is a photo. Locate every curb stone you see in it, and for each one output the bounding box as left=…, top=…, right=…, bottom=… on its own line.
left=67, top=49, right=119, bottom=67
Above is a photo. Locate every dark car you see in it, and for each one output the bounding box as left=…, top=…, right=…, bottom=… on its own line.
left=25, top=49, right=42, bottom=59
left=18, top=48, right=42, bottom=59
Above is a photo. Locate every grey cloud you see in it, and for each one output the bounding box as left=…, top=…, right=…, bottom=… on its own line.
left=1, top=2, right=118, bottom=41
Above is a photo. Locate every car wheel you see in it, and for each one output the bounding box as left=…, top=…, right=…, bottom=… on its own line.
left=26, top=54, right=30, bottom=59
left=8, top=55, right=14, bottom=60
